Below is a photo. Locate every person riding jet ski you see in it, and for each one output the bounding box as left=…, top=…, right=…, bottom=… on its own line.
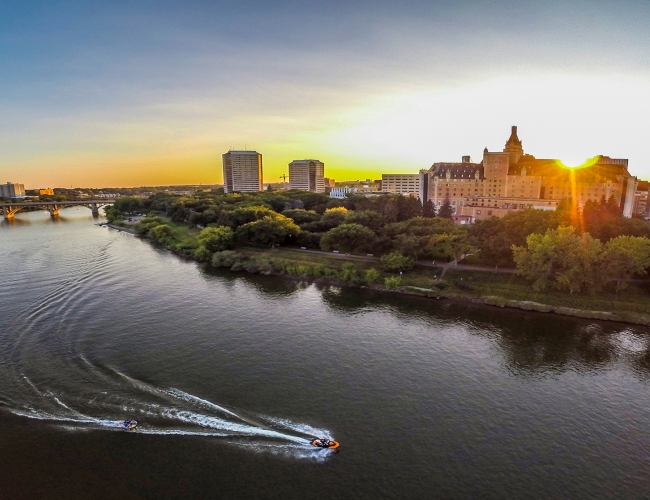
left=311, top=438, right=339, bottom=449
left=122, top=420, right=138, bottom=430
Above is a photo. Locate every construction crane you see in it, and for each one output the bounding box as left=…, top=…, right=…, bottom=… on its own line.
left=279, top=174, right=287, bottom=182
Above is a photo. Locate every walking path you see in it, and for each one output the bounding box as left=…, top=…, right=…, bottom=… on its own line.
left=277, top=247, right=518, bottom=275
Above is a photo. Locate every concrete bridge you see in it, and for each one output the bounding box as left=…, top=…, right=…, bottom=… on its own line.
left=0, top=200, right=113, bottom=219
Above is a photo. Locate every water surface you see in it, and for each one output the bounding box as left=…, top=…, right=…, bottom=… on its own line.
left=1, top=209, right=650, bottom=499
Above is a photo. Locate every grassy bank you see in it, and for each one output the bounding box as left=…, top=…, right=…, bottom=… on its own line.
left=129, top=217, right=650, bottom=326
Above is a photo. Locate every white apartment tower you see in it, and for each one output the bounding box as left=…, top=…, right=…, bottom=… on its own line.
left=288, top=160, right=325, bottom=192
left=222, top=150, right=263, bottom=193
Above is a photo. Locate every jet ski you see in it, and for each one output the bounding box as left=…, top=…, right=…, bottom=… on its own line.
left=121, top=420, right=138, bottom=430
left=311, top=438, right=339, bottom=449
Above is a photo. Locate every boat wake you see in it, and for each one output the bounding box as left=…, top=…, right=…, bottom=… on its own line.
left=2, top=365, right=335, bottom=461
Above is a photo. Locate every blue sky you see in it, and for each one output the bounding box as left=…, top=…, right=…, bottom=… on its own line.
left=1, top=0, right=649, bottom=187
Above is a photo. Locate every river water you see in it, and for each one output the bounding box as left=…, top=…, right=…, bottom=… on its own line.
left=1, top=209, right=650, bottom=499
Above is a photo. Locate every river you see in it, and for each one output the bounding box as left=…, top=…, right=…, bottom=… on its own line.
left=1, top=208, right=650, bottom=499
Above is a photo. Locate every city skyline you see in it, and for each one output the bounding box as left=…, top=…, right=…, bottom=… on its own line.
left=2, top=1, right=650, bottom=188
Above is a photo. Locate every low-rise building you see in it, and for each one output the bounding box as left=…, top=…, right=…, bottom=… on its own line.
left=381, top=174, right=420, bottom=196
left=330, top=187, right=357, bottom=199
left=39, top=188, right=54, bottom=196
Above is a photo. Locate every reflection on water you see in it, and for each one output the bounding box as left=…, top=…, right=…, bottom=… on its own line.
left=3, top=209, right=650, bottom=499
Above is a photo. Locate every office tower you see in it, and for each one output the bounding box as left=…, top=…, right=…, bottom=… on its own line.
left=288, top=160, right=325, bottom=192
left=222, top=150, right=263, bottom=193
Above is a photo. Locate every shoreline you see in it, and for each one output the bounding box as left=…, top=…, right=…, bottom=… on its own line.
left=105, top=223, right=139, bottom=235
left=257, top=272, right=650, bottom=327
left=107, top=222, right=650, bottom=328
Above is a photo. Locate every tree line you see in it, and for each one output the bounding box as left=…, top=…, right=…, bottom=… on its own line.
left=106, top=190, right=650, bottom=294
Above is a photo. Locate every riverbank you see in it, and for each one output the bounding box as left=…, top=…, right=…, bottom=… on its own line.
left=105, top=223, right=139, bottom=235
left=122, top=218, right=650, bottom=327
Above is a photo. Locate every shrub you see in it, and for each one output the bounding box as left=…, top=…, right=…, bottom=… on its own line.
left=339, top=262, right=358, bottom=281
left=197, top=226, right=234, bottom=252
left=149, top=224, right=174, bottom=244
left=384, top=276, right=402, bottom=290
left=381, top=252, right=414, bottom=272
left=211, top=250, right=243, bottom=268
left=194, top=245, right=213, bottom=262
left=364, top=268, right=380, bottom=283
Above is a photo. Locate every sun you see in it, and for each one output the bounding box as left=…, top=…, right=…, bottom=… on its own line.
left=559, top=158, right=586, bottom=169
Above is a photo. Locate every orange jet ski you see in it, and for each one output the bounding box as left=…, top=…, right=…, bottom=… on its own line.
left=311, top=438, right=339, bottom=449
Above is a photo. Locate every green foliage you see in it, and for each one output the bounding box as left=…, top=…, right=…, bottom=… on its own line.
left=602, top=236, right=650, bottom=292
left=320, top=223, right=376, bottom=254
left=384, top=276, right=402, bottom=290
left=383, top=217, right=456, bottom=259
left=438, top=196, right=454, bottom=219
left=281, top=209, right=321, bottom=225
left=197, top=226, right=234, bottom=252
left=235, top=215, right=300, bottom=246
left=103, top=206, right=123, bottom=223
left=381, top=252, right=415, bottom=272
left=211, top=250, right=243, bottom=268
left=583, top=197, right=650, bottom=241
left=194, top=245, right=213, bottom=262
left=364, top=268, right=380, bottom=283
left=512, top=226, right=604, bottom=294
left=113, top=196, right=144, bottom=214
left=423, top=200, right=437, bottom=218
left=295, top=230, right=323, bottom=249
left=429, top=228, right=475, bottom=262
left=339, top=262, right=358, bottom=282
left=345, top=210, right=387, bottom=233
left=468, top=209, right=563, bottom=265
left=318, top=207, right=349, bottom=230
left=149, top=224, right=174, bottom=244
left=226, top=205, right=279, bottom=229
left=137, top=216, right=167, bottom=234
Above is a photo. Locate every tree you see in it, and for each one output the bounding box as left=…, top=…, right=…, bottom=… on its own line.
left=281, top=209, right=321, bottom=225
left=382, top=217, right=456, bottom=259
left=423, top=200, right=436, bottom=218
left=429, top=228, right=475, bottom=264
left=197, top=226, right=234, bottom=253
left=319, top=223, right=376, bottom=254
left=381, top=252, right=415, bottom=272
left=113, top=196, right=144, bottom=214
left=235, top=215, right=300, bottom=246
left=345, top=210, right=387, bottom=233
left=468, top=209, right=561, bottom=265
left=319, top=207, right=349, bottom=230
left=149, top=224, right=174, bottom=244
left=602, top=236, right=650, bottom=292
left=227, top=205, right=279, bottom=229
left=512, top=226, right=604, bottom=294
left=438, top=196, right=454, bottom=219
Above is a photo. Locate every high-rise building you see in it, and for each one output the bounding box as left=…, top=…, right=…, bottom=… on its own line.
left=288, top=160, right=325, bottom=192
left=0, top=182, right=25, bottom=199
left=222, top=150, right=263, bottom=193
left=419, top=126, right=638, bottom=220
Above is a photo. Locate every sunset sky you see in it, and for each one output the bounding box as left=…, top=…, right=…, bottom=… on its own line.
left=1, top=0, right=650, bottom=188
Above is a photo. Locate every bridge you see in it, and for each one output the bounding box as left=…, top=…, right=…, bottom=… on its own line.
left=0, top=200, right=113, bottom=219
